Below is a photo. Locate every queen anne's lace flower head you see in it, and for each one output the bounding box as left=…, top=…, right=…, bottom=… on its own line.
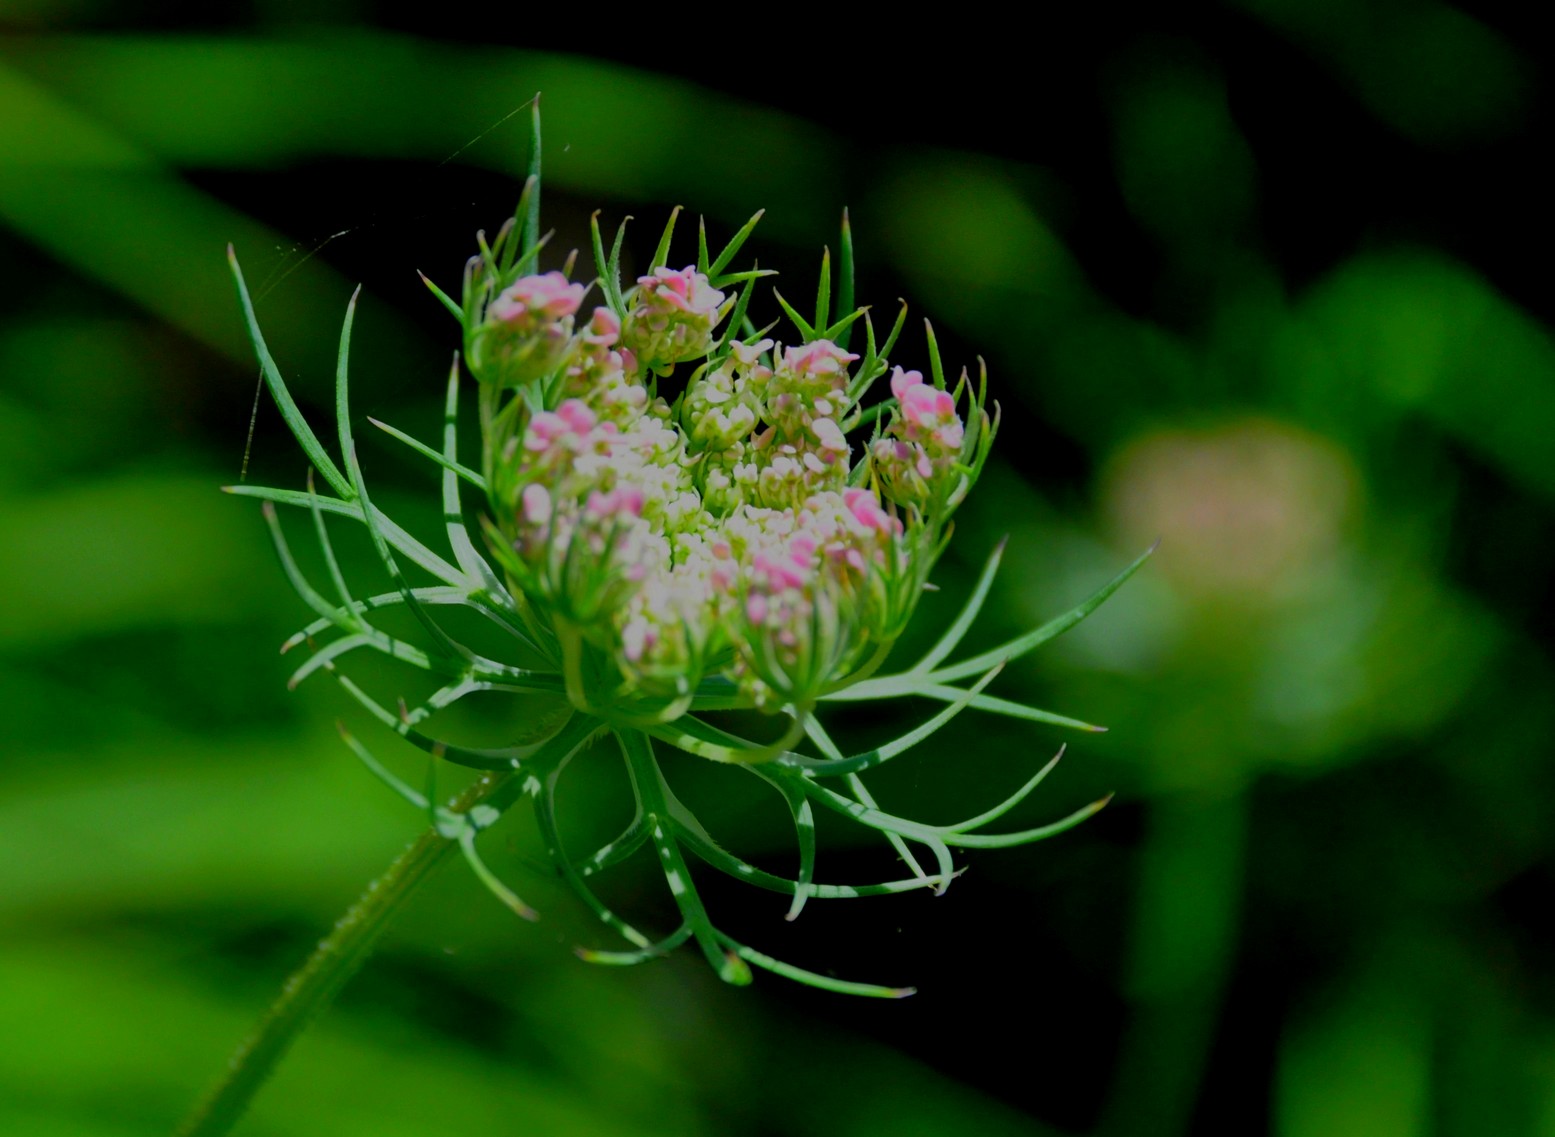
left=474, top=249, right=991, bottom=713
left=235, top=165, right=1145, bottom=997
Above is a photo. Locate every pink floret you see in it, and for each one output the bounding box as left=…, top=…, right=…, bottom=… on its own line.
left=901, top=383, right=956, bottom=427
left=783, top=339, right=859, bottom=379
left=556, top=399, right=598, bottom=434
left=639, top=266, right=723, bottom=318
left=585, top=485, right=645, bottom=519
left=753, top=552, right=807, bottom=592
left=583, top=307, right=621, bottom=347
left=491, top=271, right=586, bottom=322
left=525, top=399, right=598, bottom=452
left=844, top=487, right=900, bottom=536
left=524, top=411, right=567, bottom=451
left=889, top=366, right=924, bottom=400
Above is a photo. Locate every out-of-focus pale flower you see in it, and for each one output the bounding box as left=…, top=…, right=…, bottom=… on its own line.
left=1105, top=417, right=1355, bottom=606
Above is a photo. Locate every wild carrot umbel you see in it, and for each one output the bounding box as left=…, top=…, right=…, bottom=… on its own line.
left=184, top=105, right=1149, bottom=1135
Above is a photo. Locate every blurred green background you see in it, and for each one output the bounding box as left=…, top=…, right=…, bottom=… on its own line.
left=4, top=4, right=1554, bottom=1135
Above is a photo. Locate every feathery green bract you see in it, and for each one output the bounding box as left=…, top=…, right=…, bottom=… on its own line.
left=771, top=288, right=815, bottom=341
left=649, top=205, right=681, bottom=273
left=227, top=139, right=1145, bottom=996
left=706, top=209, right=765, bottom=281
left=836, top=210, right=856, bottom=351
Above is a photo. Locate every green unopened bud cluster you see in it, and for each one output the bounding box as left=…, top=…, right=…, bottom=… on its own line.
left=467, top=209, right=995, bottom=718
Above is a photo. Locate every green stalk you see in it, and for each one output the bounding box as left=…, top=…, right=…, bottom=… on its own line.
left=174, top=770, right=515, bottom=1137
left=1099, top=785, right=1248, bottom=1137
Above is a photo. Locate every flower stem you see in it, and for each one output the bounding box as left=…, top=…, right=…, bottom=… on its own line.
left=174, top=770, right=515, bottom=1137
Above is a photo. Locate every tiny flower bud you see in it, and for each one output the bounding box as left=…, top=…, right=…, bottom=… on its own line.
left=622, top=266, right=726, bottom=373
left=470, top=271, right=587, bottom=387
left=873, top=368, right=968, bottom=512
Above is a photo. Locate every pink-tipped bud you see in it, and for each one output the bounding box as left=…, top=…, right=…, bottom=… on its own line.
left=844, top=487, right=899, bottom=536
left=623, top=266, right=727, bottom=371
left=753, top=552, right=807, bottom=592
left=556, top=399, right=598, bottom=435
left=524, top=411, right=567, bottom=451
left=583, top=306, right=621, bottom=347
left=585, top=485, right=645, bottom=520
left=473, top=273, right=586, bottom=387
left=521, top=484, right=553, bottom=525
left=901, top=383, right=956, bottom=429
left=640, top=266, right=723, bottom=317
left=524, top=400, right=599, bottom=455
left=889, top=366, right=924, bottom=400
left=783, top=339, right=859, bottom=380
left=489, top=272, right=586, bottom=322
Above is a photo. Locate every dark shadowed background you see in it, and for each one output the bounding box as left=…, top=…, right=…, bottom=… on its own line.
left=4, top=3, right=1554, bottom=1135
